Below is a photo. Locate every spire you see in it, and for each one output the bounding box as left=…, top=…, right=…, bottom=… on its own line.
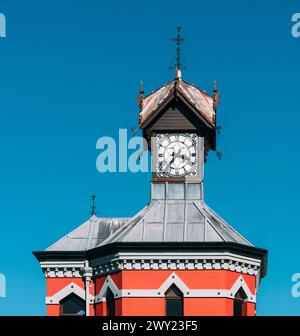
left=90, top=194, right=97, bottom=216
left=170, top=26, right=187, bottom=77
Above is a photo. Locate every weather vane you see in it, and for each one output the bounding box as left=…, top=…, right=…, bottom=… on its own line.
left=170, top=26, right=187, bottom=71
left=90, top=194, right=97, bottom=216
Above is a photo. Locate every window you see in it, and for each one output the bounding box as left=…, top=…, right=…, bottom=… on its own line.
left=106, top=288, right=115, bottom=316
left=234, top=288, right=247, bottom=316
left=165, top=285, right=183, bottom=316
left=60, top=294, right=85, bottom=316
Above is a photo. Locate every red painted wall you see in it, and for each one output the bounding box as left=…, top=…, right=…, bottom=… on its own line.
left=184, top=298, right=232, bottom=316
left=46, top=277, right=96, bottom=316
left=47, top=304, right=60, bottom=316
left=120, top=298, right=165, bottom=316
left=46, top=269, right=257, bottom=316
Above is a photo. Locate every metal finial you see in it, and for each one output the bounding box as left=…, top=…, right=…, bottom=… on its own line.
left=90, top=194, right=97, bottom=216
left=140, top=80, right=144, bottom=96
left=213, top=80, right=217, bottom=93
left=170, top=26, right=187, bottom=73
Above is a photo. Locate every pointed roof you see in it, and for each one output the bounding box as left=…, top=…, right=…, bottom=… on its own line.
left=98, top=200, right=252, bottom=246
left=43, top=200, right=251, bottom=253
left=139, top=78, right=216, bottom=129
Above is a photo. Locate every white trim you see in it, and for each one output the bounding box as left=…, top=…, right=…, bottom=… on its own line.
left=41, top=252, right=261, bottom=291
left=90, top=252, right=261, bottom=286
left=94, top=272, right=256, bottom=303
left=230, top=275, right=254, bottom=300
left=46, top=282, right=94, bottom=305
left=158, top=272, right=189, bottom=294
left=41, top=252, right=260, bottom=278
left=41, top=261, right=85, bottom=278
left=96, top=275, right=119, bottom=302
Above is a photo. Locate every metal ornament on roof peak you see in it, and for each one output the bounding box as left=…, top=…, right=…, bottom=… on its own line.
left=90, top=194, right=97, bottom=216
left=175, top=68, right=182, bottom=80
left=170, top=26, right=187, bottom=72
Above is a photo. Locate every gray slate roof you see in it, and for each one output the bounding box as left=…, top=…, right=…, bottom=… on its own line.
left=46, top=201, right=251, bottom=252
left=46, top=217, right=130, bottom=251
left=99, top=201, right=252, bottom=246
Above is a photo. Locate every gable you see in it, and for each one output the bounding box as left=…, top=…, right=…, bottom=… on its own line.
left=143, top=96, right=214, bottom=139
left=139, top=79, right=216, bottom=130
left=148, top=104, right=196, bottom=131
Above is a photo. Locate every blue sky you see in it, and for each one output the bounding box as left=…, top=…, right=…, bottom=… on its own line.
left=0, top=0, right=299, bottom=315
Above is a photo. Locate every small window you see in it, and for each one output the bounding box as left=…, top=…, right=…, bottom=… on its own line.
left=106, top=288, right=115, bottom=316
left=165, top=285, right=183, bottom=316
left=234, top=288, right=247, bottom=316
left=60, top=294, right=85, bottom=316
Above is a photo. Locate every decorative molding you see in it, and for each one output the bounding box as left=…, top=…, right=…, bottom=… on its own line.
left=41, top=252, right=261, bottom=293
left=90, top=252, right=261, bottom=284
left=94, top=272, right=256, bottom=303
left=158, top=272, right=189, bottom=294
left=40, top=261, right=85, bottom=278
left=96, top=275, right=119, bottom=300
left=40, top=253, right=261, bottom=300
left=46, top=272, right=256, bottom=305
left=230, top=275, right=254, bottom=300
left=46, top=282, right=94, bottom=305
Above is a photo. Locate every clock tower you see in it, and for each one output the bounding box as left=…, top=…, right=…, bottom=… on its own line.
left=138, top=65, right=217, bottom=210
left=34, top=53, right=267, bottom=316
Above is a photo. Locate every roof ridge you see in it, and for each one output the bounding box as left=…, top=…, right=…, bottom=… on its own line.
left=97, top=204, right=153, bottom=247
left=201, top=203, right=252, bottom=246
left=193, top=202, right=229, bottom=242
left=180, top=79, right=213, bottom=97
left=142, top=79, right=174, bottom=100
left=178, top=81, right=214, bottom=115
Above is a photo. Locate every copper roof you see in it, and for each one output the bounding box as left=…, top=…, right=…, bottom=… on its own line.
left=139, top=78, right=216, bottom=128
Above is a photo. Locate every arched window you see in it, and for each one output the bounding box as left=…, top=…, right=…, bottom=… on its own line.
left=234, top=288, right=247, bottom=316
left=106, top=288, right=115, bottom=316
left=165, top=284, right=183, bottom=316
left=60, top=294, right=85, bottom=316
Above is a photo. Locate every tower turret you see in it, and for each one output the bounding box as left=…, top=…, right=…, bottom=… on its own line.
left=33, top=42, right=267, bottom=317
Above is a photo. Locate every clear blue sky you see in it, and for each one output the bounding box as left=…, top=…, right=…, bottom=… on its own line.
left=0, top=0, right=299, bottom=315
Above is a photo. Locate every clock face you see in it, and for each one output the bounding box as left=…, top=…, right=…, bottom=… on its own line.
left=156, top=133, right=198, bottom=177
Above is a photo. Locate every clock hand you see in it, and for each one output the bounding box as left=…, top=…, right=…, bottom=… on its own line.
left=165, top=157, right=175, bottom=172
left=162, top=152, right=175, bottom=173
left=173, top=148, right=182, bottom=160
left=182, top=154, right=193, bottom=166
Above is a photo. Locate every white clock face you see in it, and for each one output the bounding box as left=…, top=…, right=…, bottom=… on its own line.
left=156, top=133, right=198, bottom=177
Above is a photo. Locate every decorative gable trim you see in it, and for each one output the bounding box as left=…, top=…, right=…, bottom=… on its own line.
left=96, top=275, right=119, bottom=302
left=158, top=272, right=189, bottom=294
left=46, top=282, right=94, bottom=305
left=94, top=272, right=256, bottom=303
left=230, top=275, right=254, bottom=299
